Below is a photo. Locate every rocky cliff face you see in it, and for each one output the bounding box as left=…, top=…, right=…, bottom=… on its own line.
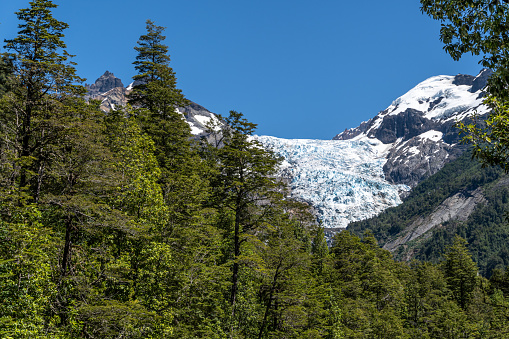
left=383, top=187, right=486, bottom=253
left=334, top=69, right=492, bottom=188
left=85, top=71, right=127, bottom=112
left=85, top=71, right=124, bottom=96
left=85, top=72, right=220, bottom=138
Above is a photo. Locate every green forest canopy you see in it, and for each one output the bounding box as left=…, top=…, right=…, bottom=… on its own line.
left=1, top=1, right=509, bottom=338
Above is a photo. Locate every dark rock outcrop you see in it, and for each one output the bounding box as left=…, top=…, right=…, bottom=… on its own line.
left=384, top=137, right=467, bottom=189
left=372, top=109, right=437, bottom=144
left=85, top=71, right=124, bottom=96
left=452, top=74, right=475, bottom=86
left=470, top=68, right=493, bottom=93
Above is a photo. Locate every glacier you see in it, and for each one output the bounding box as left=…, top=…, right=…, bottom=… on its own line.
left=255, top=135, right=410, bottom=229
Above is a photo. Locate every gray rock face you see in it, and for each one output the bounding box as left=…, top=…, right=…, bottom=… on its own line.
left=470, top=69, right=493, bottom=93
left=383, top=187, right=486, bottom=253
left=383, top=136, right=467, bottom=189
left=85, top=71, right=124, bottom=96
left=93, top=87, right=129, bottom=112
left=452, top=74, right=475, bottom=86
left=372, top=109, right=437, bottom=144
left=176, top=101, right=221, bottom=141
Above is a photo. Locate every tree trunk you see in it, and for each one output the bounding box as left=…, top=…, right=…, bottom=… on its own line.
left=61, top=215, right=73, bottom=276
left=230, top=196, right=243, bottom=338
left=258, top=262, right=281, bottom=339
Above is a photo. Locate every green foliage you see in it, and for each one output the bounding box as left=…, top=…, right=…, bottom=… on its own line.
left=0, top=54, right=13, bottom=97
left=458, top=96, right=509, bottom=172
left=0, top=204, right=57, bottom=338
left=348, top=149, right=509, bottom=276
left=5, top=2, right=509, bottom=337
left=421, top=0, right=509, bottom=176
left=441, top=236, right=479, bottom=309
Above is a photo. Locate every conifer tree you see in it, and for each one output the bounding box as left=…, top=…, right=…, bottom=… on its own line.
left=128, top=19, right=187, bottom=111
left=128, top=20, right=203, bottom=220
left=0, top=2, right=100, bottom=336
left=128, top=21, right=227, bottom=336
left=205, top=110, right=283, bottom=331
left=1, top=0, right=85, bottom=201
left=441, top=235, right=478, bottom=309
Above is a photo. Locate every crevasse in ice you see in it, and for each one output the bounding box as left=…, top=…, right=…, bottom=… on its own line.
left=255, top=136, right=410, bottom=228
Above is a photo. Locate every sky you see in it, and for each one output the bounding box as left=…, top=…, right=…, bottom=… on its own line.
left=0, top=0, right=483, bottom=140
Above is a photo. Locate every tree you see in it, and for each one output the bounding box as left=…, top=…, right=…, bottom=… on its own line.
left=204, top=110, right=283, bottom=332
left=1, top=0, right=85, bottom=201
left=420, top=0, right=509, bottom=171
left=440, top=236, right=478, bottom=309
left=128, top=19, right=187, bottom=111
left=128, top=20, right=206, bottom=229
left=127, top=22, right=229, bottom=337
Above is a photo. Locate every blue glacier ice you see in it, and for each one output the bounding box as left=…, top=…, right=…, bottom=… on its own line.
left=255, top=136, right=410, bottom=229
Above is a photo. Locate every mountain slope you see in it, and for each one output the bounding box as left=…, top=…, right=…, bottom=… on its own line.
left=88, top=69, right=494, bottom=232
left=347, top=150, right=509, bottom=275
left=335, top=69, right=492, bottom=188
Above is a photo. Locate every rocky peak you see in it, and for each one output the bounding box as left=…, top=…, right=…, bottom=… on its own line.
left=332, top=69, right=492, bottom=189
left=85, top=71, right=124, bottom=96
left=452, top=73, right=475, bottom=86
left=470, top=68, right=493, bottom=93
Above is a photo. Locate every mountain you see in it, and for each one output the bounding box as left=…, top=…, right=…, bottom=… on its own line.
left=85, top=71, right=128, bottom=111
left=254, top=69, right=492, bottom=230
left=85, top=71, right=219, bottom=137
left=334, top=69, right=492, bottom=188
left=87, top=69, right=493, bottom=233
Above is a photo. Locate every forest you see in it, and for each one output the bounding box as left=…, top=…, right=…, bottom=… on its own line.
left=348, top=149, right=509, bottom=277
left=2, top=1, right=509, bottom=338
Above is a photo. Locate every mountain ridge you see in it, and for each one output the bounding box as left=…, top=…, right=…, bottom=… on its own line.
left=87, top=69, right=493, bottom=231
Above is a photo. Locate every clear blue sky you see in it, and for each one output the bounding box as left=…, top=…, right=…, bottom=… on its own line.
left=1, top=0, right=482, bottom=139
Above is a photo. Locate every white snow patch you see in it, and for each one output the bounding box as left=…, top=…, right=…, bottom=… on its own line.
left=406, top=146, right=421, bottom=156
left=418, top=130, right=443, bottom=142
left=384, top=75, right=485, bottom=120
left=187, top=121, right=203, bottom=135
left=194, top=115, right=213, bottom=125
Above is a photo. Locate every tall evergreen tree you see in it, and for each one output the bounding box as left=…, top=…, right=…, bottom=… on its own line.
left=1, top=0, right=85, bottom=201
left=128, top=19, right=187, bottom=111
left=205, top=110, right=283, bottom=333
left=128, top=21, right=229, bottom=337
left=440, top=235, right=478, bottom=310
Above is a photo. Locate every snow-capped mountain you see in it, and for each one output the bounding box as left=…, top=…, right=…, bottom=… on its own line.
left=334, top=69, right=491, bottom=188
left=87, top=69, right=492, bottom=230
left=254, top=69, right=491, bottom=229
